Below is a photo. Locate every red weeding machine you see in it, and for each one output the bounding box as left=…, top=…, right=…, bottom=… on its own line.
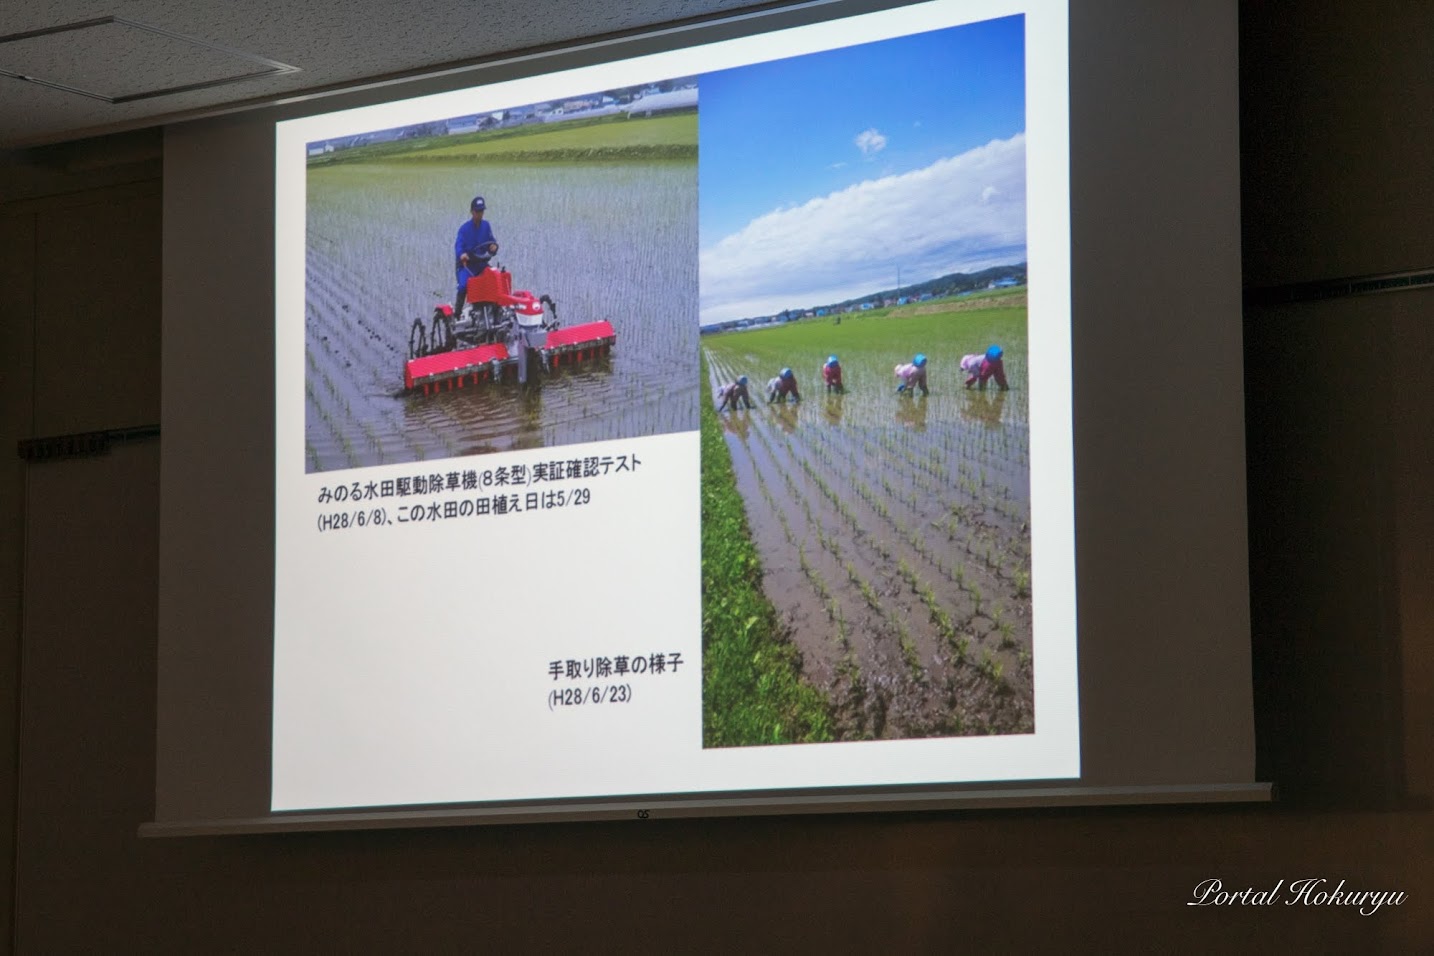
left=404, top=265, right=616, bottom=394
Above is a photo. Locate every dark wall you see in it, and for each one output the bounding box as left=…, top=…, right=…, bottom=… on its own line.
left=0, top=2, right=1429, bottom=951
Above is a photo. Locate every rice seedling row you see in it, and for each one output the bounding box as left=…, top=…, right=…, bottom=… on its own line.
left=703, top=301, right=1035, bottom=738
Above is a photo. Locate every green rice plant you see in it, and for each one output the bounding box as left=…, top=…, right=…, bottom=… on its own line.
left=950, top=634, right=971, bottom=663
left=927, top=600, right=956, bottom=644
left=895, top=619, right=924, bottom=684
left=358, top=418, right=382, bottom=454
left=781, top=466, right=800, bottom=497
left=897, top=558, right=919, bottom=593
left=978, top=650, right=1004, bottom=683
left=774, top=498, right=795, bottom=542
left=858, top=577, right=882, bottom=612
left=899, top=526, right=934, bottom=563
left=804, top=562, right=833, bottom=606
left=871, top=497, right=891, bottom=522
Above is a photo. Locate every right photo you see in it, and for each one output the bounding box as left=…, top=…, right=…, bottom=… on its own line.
left=699, top=14, right=1033, bottom=747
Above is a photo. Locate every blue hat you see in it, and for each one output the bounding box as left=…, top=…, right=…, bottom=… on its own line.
left=827, top=355, right=839, bottom=366
left=781, top=367, right=793, bottom=378
left=470, top=196, right=486, bottom=211
left=986, top=345, right=1003, bottom=362
left=738, top=375, right=748, bottom=385
left=913, top=353, right=927, bottom=367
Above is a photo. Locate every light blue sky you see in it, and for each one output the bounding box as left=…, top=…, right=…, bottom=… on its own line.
left=698, top=14, right=1026, bottom=323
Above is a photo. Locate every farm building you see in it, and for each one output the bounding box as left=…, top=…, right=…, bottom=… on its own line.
left=624, top=86, right=698, bottom=116
left=446, top=117, right=482, bottom=135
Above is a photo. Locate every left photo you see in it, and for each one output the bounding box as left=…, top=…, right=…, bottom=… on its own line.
left=303, top=83, right=699, bottom=473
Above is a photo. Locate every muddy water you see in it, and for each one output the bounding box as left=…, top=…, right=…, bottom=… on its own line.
left=705, top=348, right=1034, bottom=740
left=304, top=162, right=697, bottom=472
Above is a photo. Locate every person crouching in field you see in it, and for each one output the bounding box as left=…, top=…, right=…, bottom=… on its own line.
left=961, top=345, right=1009, bottom=390
left=716, top=376, right=753, bottom=411
left=767, top=368, right=801, bottom=403
left=894, top=353, right=929, bottom=396
left=822, top=355, right=845, bottom=394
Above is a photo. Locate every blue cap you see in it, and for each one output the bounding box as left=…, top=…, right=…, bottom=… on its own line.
left=914, top=353, right=927, bottom=367
left=781, top=367, right=793, bottom=379
left=827, top=355, right=839, bottom=366
left=470, top=196, right=486, bottom=211
left=986, top=345, right=1003, bottom=362
left=738, top=375, right=748, bottom=385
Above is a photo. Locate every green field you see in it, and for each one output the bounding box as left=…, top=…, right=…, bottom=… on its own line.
left=310, top=113, right=697, bottom=167
left=701, top=290, right=1034, bottom=742
left=705, top=293, right=1027, bottom=420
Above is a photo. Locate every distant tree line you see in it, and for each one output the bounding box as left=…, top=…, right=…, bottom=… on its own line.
left=827, top=263, right=1028, bottom=312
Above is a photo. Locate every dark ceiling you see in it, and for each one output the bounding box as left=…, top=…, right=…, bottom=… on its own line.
left=0, top=0, right=791, bottom=148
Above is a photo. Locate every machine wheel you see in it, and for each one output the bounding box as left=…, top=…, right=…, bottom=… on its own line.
left=408, top=317, right=429, bottom=359
left=430, top=308, right=455, bottom=353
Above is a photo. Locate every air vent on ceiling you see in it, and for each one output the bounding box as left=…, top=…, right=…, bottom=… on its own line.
left=0, top=16, right=299, bottom=104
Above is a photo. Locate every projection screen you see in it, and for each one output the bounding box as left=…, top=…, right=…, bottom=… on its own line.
left=151, top=0, right=1263, bottom=834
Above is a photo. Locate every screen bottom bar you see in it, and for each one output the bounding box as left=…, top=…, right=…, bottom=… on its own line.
left=140, top=783, right=1273, bottom=837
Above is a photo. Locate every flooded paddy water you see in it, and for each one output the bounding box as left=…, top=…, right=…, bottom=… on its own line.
left=703, top=304, right=1034, bottom=740
left=304, top=159, right=697, bottom=472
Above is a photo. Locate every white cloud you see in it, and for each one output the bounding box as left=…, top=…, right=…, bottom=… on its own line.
left=854, top=128, right=887, bottom=156
left=701, top=133, right=1026, bottom=324
left=828, top=161, right=848, bottom=170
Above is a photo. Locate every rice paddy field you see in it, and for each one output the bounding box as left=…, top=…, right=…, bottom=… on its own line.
left=702, top=290, right=1034, bottom=742
left=303, top=114, right=697, bottom=473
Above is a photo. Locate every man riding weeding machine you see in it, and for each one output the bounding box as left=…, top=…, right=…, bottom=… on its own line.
left=403, top=196, right=616, bottom=394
